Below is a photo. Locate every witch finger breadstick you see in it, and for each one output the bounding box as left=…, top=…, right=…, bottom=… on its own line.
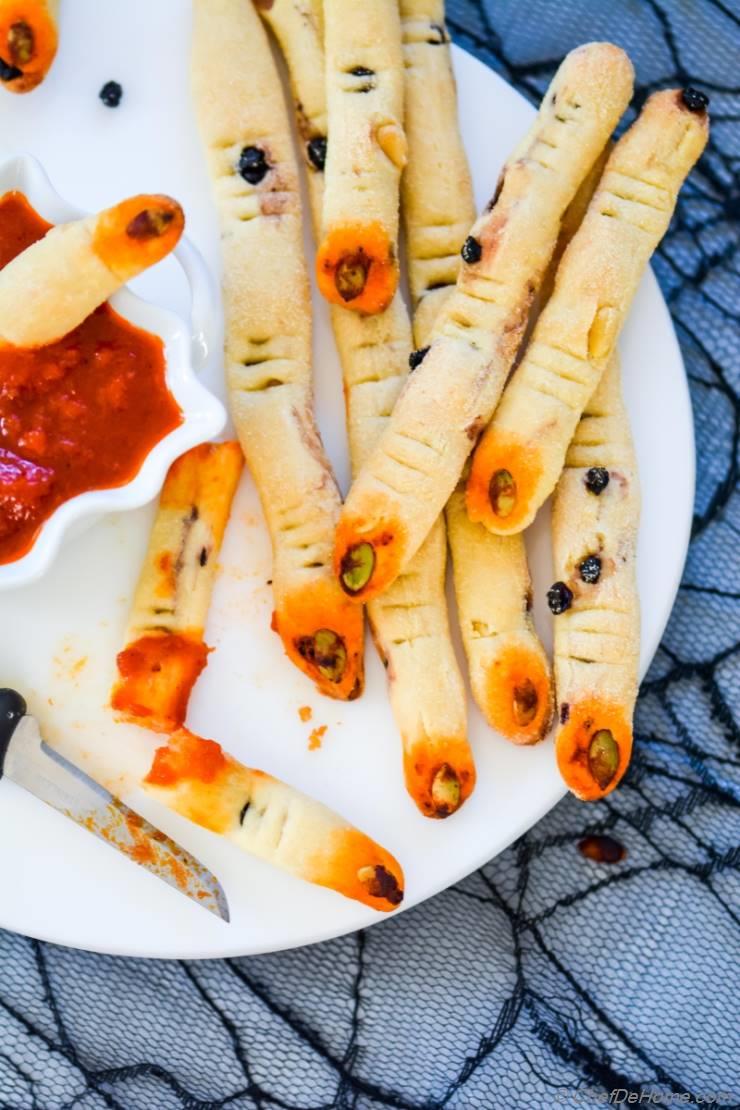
left=316, top=0, right=405, bottom=315
left=144, top=728, right=404, bottom=911
left=551, top=355, right=639, bottom=800
left=399, top=0, right=476, bottom=340
left=467, top=88, right=709, bottom=535
left=261, top=0, right=474, bottom=817
left=192, top=0, right=364, bottom=701
left=398, top=0, right=552, bottom=743
left=0, top=0, right=58, bottom=92
left=0, top=194, right=184, bottom=347
left=334, top=43, right=634, bottom=604
left=111, top=442, right=243, bottom=733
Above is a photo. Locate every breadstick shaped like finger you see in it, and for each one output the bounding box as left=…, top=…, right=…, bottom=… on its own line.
left=334, top=43, right=634, bottom=603
left=316, top=0, right=405, bottom=315
left=399, top=0, right=476, bottom=336
left=192, top=0, right=364, bottom=701
left=446, top=484, right=553, bottom=744
left=0, top=194, right=184, bottom=347
left=467, top=88, right=709, bottom=534
left=144, top=728, right=404, bottom=912
left=551, top=355, right=639, bottom=800
left=261, top=0, right=474, bottom=817
left=0, top=0, right=57, bottom=92
left=398, top=0, right=552, bottom=744
left=111, top=442, right=243, bottom=733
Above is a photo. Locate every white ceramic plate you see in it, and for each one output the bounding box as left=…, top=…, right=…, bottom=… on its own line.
left=0, top=2, right=693, bottom=959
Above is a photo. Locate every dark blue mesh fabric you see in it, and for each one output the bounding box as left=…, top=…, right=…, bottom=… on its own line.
left=1, top=2, right=739, bottom=1106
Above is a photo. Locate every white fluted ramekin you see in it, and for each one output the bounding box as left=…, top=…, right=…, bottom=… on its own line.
left=0, top=154, right=226, bottom=590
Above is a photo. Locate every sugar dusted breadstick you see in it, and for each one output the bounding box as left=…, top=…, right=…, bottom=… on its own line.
left=0, top=0, right=57, bottom=92
left=144, top=728, right=404, bottom=911
left=334, top=43, right=634, bottom=604
left=192, top=0, right=364, bottom=701
left=399, top=0, right=476, bottom=339
left=398, top=0, right=552, bottom=744
left=255, top=0, right=327, bottom=211
left=446, top=486, right=552, bottom=743
left=551, top=355, right=639, bottom=800
left=0, top=195, right=184, bottom=347
left=316, top=0, right=405, bottom=315
left=111, top=442, right=243, bottom=733
left=467, top=89, right=709, bottom=535
left=261, top=0, right=473, bottom=817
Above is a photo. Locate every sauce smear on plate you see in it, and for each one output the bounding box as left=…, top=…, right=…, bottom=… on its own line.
left=0, top=191, right=181, bottom=563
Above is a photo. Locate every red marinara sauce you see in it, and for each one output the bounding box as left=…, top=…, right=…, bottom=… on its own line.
left=0, top=191, right=182, bottom=563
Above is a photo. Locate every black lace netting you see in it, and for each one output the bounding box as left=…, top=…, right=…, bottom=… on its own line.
left=1, top=1, right=739, bottom=1106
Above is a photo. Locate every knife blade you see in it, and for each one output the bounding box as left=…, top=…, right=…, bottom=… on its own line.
left=0, top=688, right=229, bottom=922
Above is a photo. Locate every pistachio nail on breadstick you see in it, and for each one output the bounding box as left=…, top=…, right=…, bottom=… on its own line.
left=192, top=0, right=364, bottom=701
left=144, top=728, right=404, bottom=911
left=0, top=195, right=184, bottom=348
left=316, top=0, right=405, bottom=315
left=334, top=43, right=634, bottom=604
left=111, top=442, right=243, bottom=733
left=0, top=0, right=57, bottom=92
left=446, top=485, right=553, bottom=744
left=467, top=88, right=709, bottom=535
left=399, top=0, right=476, bottom=338
left=261, top=0, right=474, bottom=817
left=551, top=355, right=639, bottom=800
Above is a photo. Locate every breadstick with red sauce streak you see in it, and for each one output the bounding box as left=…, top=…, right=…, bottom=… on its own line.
left=112, top=442, right=243, bottom=733
left=144, top=728, right=404, bottom=912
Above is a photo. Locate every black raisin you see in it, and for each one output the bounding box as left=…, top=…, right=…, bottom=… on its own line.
left=99, top=81, right=123, bottom=108
left=681, top=86, right=709, bottom=114
left=0, top=56, right=22, bottom=81
left=409, top=346, right=430, bottom=370
left=560, top=702, right=570, bottom=724
left=199, top=547, right=209, bottom=567
left=461, top=235, right=482, bottom=264
left=307, top=136, right=327, bottom=171
left=585, top=467, right=609, bottom=495
left=238, top=145, right=269, bottom=185
left=350, top=65, right=374, bottom=77
left=547, top=581, right=573, bottom=615
left=579, top=555, right=602, bottom=584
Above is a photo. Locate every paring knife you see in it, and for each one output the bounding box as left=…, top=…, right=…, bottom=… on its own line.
left=0, top=688, right=229, bottom=922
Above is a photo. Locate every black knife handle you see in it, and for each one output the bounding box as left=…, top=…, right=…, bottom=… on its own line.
left=0, top=689, right=27, bottom=778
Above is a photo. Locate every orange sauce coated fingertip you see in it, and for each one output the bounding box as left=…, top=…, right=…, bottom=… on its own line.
left=316, top=222, right=397, bottom=315
left=273, top=579, right=365, bottom=701
left=481, top=641, right=553, bottom=745
left=0, top=0, right=58, bottom=92
left=307, top=828, right=405, bottom=912
left=93, top=195, right=185, bottom=280
left=555, top=700, right=633, bottom=801
left=403, top=739, right=477, bottom=819
left=333, top=515, right=406, bottom=604
left=466, top=432, right=542, bottom=533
